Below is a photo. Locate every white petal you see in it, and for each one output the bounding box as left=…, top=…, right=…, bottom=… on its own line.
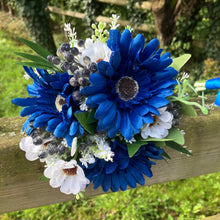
left=49, top=173, right=65, bottom=188
left=71, top=137, right=77, bottom=156
left=159, top=111, right=173, bottom=122
left=19, top=137, right=34, bottom=151
left=25, top=152, right=39, bottom=161
left=60, top=177, right=72, bottom=194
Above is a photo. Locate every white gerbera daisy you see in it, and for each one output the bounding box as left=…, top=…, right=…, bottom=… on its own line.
left=79, top=39, right=111, bottom=65
left=44, top=159, right=90, bottom=195
left=141, top=107, right=173, bottom=139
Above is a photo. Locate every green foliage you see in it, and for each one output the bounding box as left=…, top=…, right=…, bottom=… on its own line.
left=74, top=112, right=96, bottom=135
left=0, top=30, right=31, bottom=117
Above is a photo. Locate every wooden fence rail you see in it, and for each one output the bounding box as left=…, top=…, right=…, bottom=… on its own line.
left=1, top=105, right=220, bottom=214
left=47, top=5, right=155, bottom=33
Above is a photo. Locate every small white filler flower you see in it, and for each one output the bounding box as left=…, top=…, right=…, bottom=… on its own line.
left=44, top=159, right=90, bottom=195
left=141, top=107, right=173, bottom=139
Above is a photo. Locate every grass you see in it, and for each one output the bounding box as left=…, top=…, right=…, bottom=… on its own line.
left=0, top=12, right=220, bottom=220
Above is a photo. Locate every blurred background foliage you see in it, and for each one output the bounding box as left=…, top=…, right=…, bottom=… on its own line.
left=0, top=0, right=220, bottom=219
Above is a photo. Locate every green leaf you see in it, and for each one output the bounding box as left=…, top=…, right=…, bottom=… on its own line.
left=170, top=54, right=191, bottom=71
left=87, top=109, right=97, bottom=124
left=127, top=141, right=144, bottom=158
left=162, top=151, right=171, bottom=159
left=39, top=175, right=49, bottom=181
left=17, top=37, right=51, bottom=59
left=15, top=52, right=51, bottom=64
left=153, top=141, right=166, bottom=148
left=166, top=141, right=193, bottom=156
left=16, top=61, right=55, bottom=70
left=141, top=137, right=173, bottom=142
left=166, top=127, right=185, bottom=145
left=179, top=101, right=197, bottom=116
left=74, top=112, right=95, bottom=134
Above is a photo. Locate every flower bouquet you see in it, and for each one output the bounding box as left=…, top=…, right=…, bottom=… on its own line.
left=12, top=16, right=208, bottom=196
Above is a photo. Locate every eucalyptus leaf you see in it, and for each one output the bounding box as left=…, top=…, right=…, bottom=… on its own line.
left=166, top=141, right=193, bottom=156
left=170, top=54, right=191, bottom=71
left=166, top=127, right=185, bottom=145
left=17, top=37, right=51, bottom=59
left=74, top=112, right=95, bottom=134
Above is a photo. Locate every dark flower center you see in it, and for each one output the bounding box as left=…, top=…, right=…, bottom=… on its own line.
left=149, top=115, right=158, bottom=127
left=62, top=167, right=78, bottom=176
left=55, top=94, right=66, bottom=112
left=116, top=76, right=139, bottom=101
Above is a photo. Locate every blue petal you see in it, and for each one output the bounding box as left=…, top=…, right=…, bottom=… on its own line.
left=110, top=51, right=121, bottom=70
left=129, top=111, right=143, bottom=129
left=118, top=157, right=129, bottom=169
left=153, top=67, right=178, bottom=81
left=102, top=174, right=111, bottom=192
left=86, top=93, right=107, bottom=108
left=11, top=97, right=38, bottom=107
left=46, top=118, right=61, bottom=132
left=120, top=112, right=133, bottom=140
left=105, top=161, right=118, bottom=174
left=148, top=97, right=169, bottom=108
left=138, top=38, right=159, bottom=62
left=142, top=114, right=154, bottom=124
left=69, top=121, right=78, bottom=136
left=118, top=171, right=127, bottom=191
left=53, top=121, right=68, bottom=138
left=93, top=173, right=105, bottom=189
left=215, top=90, right=220, bottom=107
left=120, top=29, right=132, bottom=59
left=111, top=173, right=120, bottom=192
left=134, top=160, right=153, bottom=178
left=97, top=61, right=114, bottom=78
left=129, top=34, right=145, bottom=62
left=20, top=106, right=37, bottom=117
left=95, top=100, right=114, bottom=119
left=205, top=78, right=220, bottom=90
left=107, top=29, right=121, bottom=51
left=33, top=114, right=54, bottom=127
left=129, top=166, right=145, bottom=185
left=124, top=170, right=136, bottom=188
left=107, top=111, right=121, bottom=138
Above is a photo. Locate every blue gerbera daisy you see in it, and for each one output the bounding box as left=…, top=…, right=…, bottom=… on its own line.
left=81, top=29, right=178, bottom=140
left=11, top=67, right=84, bottom=146
left=83, top=140, right=163, bottom=192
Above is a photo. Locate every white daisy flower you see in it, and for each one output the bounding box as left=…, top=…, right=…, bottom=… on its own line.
left=44, top=159, right=90, bottom=195
left=20, top=136, right=48, bottom=162
left=141, top=107, right=173, bottom=139
left=19, top=136, right=59, bottom=163
left=79, top=40, right=111, bottom=65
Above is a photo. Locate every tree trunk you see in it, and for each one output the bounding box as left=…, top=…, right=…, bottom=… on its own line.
left=152, top=0, right=200, bottom=46
left=16, top=0, right=56, bottom=54
left=0, top=0, right=5, bottom=11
